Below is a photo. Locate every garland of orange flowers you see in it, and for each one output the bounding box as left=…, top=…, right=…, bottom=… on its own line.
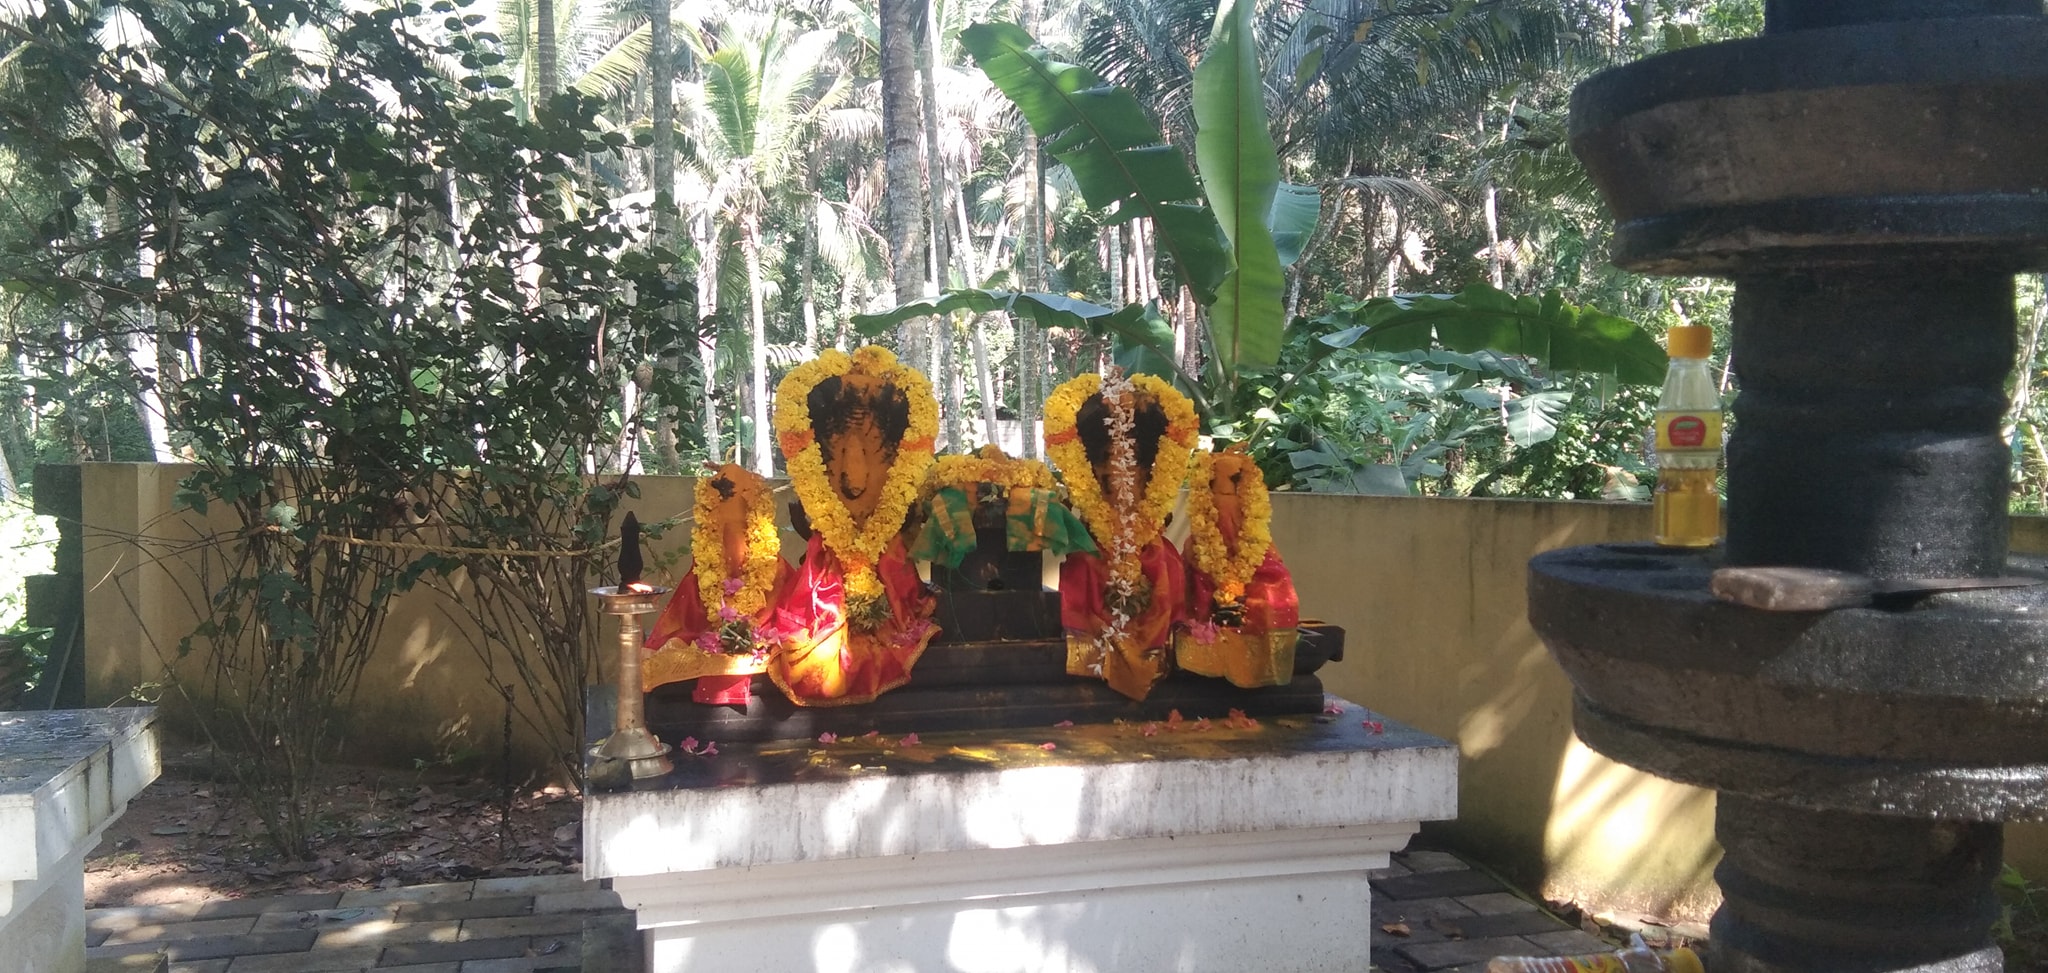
left=774, top=346, right=938, bottom=606
left=1185, top=449, right=1275, bottom=607
left=920, top=446, right=1056, bottom=503
left=1044, top=372, right=1198, bottom=552
left=691, top=471, right=782, bottom=618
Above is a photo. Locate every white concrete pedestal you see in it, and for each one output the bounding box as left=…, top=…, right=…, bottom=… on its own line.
left=586, top=700, right=1456, bottom=973
left=0, top=708, right=159, bottom=973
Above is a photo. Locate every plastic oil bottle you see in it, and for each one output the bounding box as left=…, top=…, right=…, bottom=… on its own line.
left=1653, top=325, right=1721, bottom=547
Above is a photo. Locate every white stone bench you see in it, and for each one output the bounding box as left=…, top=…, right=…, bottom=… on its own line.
left=0, top=709, right=159, bottom=973
left=585, top=699, right=1455, bottom=973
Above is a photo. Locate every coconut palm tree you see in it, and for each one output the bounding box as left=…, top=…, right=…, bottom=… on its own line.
left=675, top=10, right=851, bottom=474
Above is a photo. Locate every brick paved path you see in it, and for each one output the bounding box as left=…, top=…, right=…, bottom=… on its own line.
left=84, top=874, right=638, bottom=973
left=82, top=849, right=1622, bottom=973
left=1370, top=849, right=1616, bottom=973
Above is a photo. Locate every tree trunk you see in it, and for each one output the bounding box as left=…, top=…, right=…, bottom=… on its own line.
left=880, top=0, right=927, bottom=358
left=801, top=195, right=819, bottom=355
left=647, top=0, right=678, bottom=470
left=744, top=218, right=772, bottom=476
left=535, top=0, right=558, bottom=104
left=919, top=0, right=950, bottom=391
left=696, top=214, right=723, bottom=461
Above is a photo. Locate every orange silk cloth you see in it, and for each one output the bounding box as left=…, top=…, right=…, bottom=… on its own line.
left=1177, top=548, right=1301, bottom=688
left=767, top=532, right=939, bottom=706
left=1060, top=537, right=1186, bottom=701
left=640, top=562, right=797, bottom=693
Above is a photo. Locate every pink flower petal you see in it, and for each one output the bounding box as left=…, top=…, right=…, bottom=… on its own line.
left=680, top=736, right=699, bottom=752
left=1362, top=720, right=1384, bottom=735
left=900, top=733, right=921, bottom=747
left=818, top=732, right=838, bottom=744
left=703, top=742, right=718, bottom=756
left=1039, top=742, right=1057, bottom=751
left=1053, top=720, right=1074, bottom=728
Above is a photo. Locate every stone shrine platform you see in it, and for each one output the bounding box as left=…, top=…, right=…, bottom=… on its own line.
left=583, top=699, right=1457, bottom=973
left=2, top=707, right=159, bottom=973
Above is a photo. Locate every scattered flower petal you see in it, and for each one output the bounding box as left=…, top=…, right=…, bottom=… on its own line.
left=1194, top=717, right=1213, bottom=732
left=1362, top=720, right=1384, bottom=735
left=864, top=730, right=881, bottom=739
left=680, top=736, right=698, bottom=752
left=900, top=733, right=921, bottom=747
left=818, top=732, right=838, bottom=744
left=1322, top=698, right=1346, bottom=716
left=703, top=742, right=718, bottom=756
left=1054, top=720, right=1074, bottom=728
left=1039, top=742, right=1057, bottom=751
left=1165, top=709, right=1186, bottom=731
left=1141, top=722, right=1161, bottom=737
left=1224, top=709, right=1259, bottom=729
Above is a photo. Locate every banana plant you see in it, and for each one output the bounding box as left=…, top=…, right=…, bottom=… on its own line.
left=851, top=1, right=1667, bottom=430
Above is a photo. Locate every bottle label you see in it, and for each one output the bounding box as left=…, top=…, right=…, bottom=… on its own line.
left=1656, top=412, right=1721, bottom=453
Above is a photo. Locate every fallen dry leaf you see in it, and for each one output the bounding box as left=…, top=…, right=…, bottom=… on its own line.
left=1380, top=922, right=1411, bottom=937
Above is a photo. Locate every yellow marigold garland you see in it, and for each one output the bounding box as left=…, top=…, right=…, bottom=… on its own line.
left=774, top=346, right=938, bottom=607
left=1043, top=372, right=1197, bottom=551
left=920, top=445, right=1056, bottom=503
left=1185, top=449, right=1275, bottom=606
left=691, top=470, right=782, bottom=617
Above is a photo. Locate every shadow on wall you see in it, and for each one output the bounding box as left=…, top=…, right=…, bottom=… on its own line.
left=1281, top=493, right=1722, bottom=922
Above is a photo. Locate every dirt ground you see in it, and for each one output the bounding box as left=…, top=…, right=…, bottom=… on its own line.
left=85, top=732, right=582, bottom=908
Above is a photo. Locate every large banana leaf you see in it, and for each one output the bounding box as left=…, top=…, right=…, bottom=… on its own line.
left=852, top=290, right=1210, bottom=415
left=1313, top=284, right=1668, bottom=385
left=851, top=289, right=1150, bottom=336
left=1193, top=0, right=1284, bottom=373
left=960, top=23, right=1229, bottom=303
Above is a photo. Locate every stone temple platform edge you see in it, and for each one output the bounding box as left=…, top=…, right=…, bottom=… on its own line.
left=583, top=699, right=1458, bottom=973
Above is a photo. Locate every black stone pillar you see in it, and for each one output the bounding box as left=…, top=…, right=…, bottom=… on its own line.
left=1533, top=0, right=2048, bottom=970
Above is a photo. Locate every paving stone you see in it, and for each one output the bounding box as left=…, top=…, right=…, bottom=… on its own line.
left=1429, top=910, right=1571, bottom=940
left=1398, top=937, right=1539, bottom=970
left=89, top=942, right=174, bottom=961
left=339, top=883, right=474, bottom=908
left=88, top=928, right=113, bottom=947
left=1374, top=896, right=1478, bottom=924
left=374, top=966, right=460, bottom=973
left=396, top=898, right=534, bottom=923
left=249, top=911, right=330, bottom=933
left=376, top=938, right=527, bottom=966
left=163, top=932, right=320, bottom=962
left=456, top=956, right=580, bottom=973
left=1371, top=918, right=1451, bottom=946
left=458, top=914, right=590, bottom=941
left=104, top=917, right=260, bottom=945
left=91, top=903, right=208, bottom=931
left=167, top=961, right=230, bottom=973
left=580, top=912, right=641, bottom=973
left=1456, top=892, right=1541, bottom=915
left=470, top=875, right=593, bottom=897
left=225, top=945, right=382, bottom=972
left=86, top=951, right=167, bottom=973
left=531, top=889, right=622, bottom=914
left=314, top=918, right=463, bottom=949
left=1395, top=850, right=1470, bottom=874
left=1372, top=870, right=1508, bottom=900
left=1522, top=930, right=1616, bottom=956
left=1369, top=945, right=1416, bottom=973
left=196, top=893, right=344, bottom=919
left=1367, top=861, right=1413, bottom=880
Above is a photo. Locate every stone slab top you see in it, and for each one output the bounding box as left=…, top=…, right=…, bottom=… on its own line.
left=0, top=707, right=155, bottom=803
left=583, top=698, right=1458, bottom=879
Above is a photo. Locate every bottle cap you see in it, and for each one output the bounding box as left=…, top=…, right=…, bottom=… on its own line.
left=1667, top=326, right=1711, bottom=360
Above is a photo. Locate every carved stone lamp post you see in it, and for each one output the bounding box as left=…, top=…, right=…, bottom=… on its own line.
left=1530, top=3, right=2048, bottom=971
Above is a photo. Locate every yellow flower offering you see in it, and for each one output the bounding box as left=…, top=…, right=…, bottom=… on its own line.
left=1185, top=447, right=1274, bottom=607
left=774, top=346, right=938, bottom=611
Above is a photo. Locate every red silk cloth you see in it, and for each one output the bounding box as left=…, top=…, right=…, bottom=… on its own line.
left=1178, top=547, right=1302, bottom=688
left=1060, top=537, right=1186, bottom=701
left=640, top=561, right=796, bottom=699
left=767, top=532, right=939, bottom=706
